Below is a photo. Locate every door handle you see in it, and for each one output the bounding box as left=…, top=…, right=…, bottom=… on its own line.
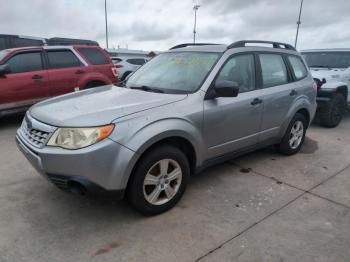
left=75, top=70, right=85, bottom=75
left=251, top=98, right=263, bottom=105
left=32, top=74, right=43, bottom=80
left=290, top=89, right=298, bottom=96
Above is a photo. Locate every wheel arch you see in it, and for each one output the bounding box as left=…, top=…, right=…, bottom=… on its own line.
left=123, top=134, right=198, bottom=193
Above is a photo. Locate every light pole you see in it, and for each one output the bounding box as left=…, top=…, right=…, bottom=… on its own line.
left=294, top=0, right=304, bottom=48
left=193, top=2, right=200, bottom=44
left=105, top=0, right=109, bottom=48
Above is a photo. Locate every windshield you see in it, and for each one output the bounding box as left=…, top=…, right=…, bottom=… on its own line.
left=0, top=50, right=9, bottom=62
left=302, top=52, right=350, bottom=68
left=126, top=52, right=220, bottom=93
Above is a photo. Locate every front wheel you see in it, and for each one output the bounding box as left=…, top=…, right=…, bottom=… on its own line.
left=319, top=93, right=345, bottom=128
left=278, top=113, right=307, bottom=155
left=127, top=145, right=190, bottom=215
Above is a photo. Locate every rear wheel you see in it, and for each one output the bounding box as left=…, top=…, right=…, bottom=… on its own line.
left=84, top=81, right=106, bottom=89
left=127, top=145, right=190, bottom=215
left=319, top=93, right=346, bottom=128
left=278, top=113, right=307, bottom=155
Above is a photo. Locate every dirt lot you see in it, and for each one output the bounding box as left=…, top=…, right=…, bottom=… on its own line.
left=1, top=113, right=350, bottom=262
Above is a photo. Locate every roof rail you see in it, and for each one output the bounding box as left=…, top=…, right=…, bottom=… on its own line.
left=47, top=37, right=99, bottom=46
left=228, top=40, right=296, bottom=51
left=169, top=43, right=220, bottom=50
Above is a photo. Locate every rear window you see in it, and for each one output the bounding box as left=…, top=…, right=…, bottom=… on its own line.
left=79, top=48, right=109, bottom=65
left=127, top=58, right=146, bottom=65
left=47, top=50, right=82, bottom=69
left=259, top=54, right=288, bottom=88
left=6, top=52, right=43, bottom=73
left=287, top=55, right=308, bottom=80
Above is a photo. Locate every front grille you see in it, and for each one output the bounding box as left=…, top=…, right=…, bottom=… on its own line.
left=20, top=114, right=54, bottom=148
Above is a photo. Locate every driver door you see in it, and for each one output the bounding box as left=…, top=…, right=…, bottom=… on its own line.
left=203, top=53, right=263, bottom=159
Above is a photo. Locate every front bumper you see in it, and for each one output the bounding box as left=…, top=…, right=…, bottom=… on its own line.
left=16, top=129, right=136, bottom=197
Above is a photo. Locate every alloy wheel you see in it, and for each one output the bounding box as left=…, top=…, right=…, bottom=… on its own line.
left=289, top=120, right=304, bottom=149
left=143, top=159, right=182, bottom=205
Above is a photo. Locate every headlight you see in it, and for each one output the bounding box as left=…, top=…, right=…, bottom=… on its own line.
left=47, top=124, right=114, bottom=149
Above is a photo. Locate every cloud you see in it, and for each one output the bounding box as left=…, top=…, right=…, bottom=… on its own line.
left=1, top=0, right=350, bottom=50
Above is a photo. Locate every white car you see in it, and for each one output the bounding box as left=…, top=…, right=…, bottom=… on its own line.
left=302, top=49, right=350, bottom=127
left=111, top=57, right=148, bottom=80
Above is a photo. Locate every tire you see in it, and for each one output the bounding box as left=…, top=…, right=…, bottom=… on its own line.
left=319, top=93, right=346, bottom=128
left=278, top=113, right=307, bottom=155
left=127, top=145, right=190, bottom=215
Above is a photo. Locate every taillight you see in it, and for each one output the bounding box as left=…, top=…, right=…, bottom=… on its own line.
left=111, top=67, right=118, bottom=78
left=312, top=81, right=318, bottom=94
left=114, top=64, right=123, bottom=68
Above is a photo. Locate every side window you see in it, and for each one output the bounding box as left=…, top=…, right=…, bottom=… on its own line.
left=216, top=54, right=256, bottom=93
left=259, top=54, right=288, bottom=88
left=78, top=48, right=109, bottom=65
left=127, top=58, right=146, bottom=65
left=6, top=52, right=43, bottom=73
left=288, top=55, right=307, bottom=80
left=47, top=50, right=82, bottom=69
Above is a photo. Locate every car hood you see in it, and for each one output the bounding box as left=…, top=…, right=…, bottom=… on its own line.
left=310, top=68, right=348, bottom=82
left=29, top=85, right=187, bottom=127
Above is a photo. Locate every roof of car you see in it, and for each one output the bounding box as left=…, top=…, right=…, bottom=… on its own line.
left=168, top=41, right=298, bottom=54
left=302, top=48, right=350, bottom=52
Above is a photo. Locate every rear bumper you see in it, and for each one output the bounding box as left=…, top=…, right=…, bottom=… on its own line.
left=16, top=132, right=136, bottom=198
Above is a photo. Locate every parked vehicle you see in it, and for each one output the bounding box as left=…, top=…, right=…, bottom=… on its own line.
left=302, top=49, right=350, bottom=127
left=111, top=57, right=148, bottom=80
left=16, top=40, right=316, bottom=215
left=0, top=34, right=99, bottom=51
left=0, top=45, right=119, bottom=116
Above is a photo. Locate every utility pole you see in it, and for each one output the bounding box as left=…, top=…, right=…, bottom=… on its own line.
left=105, top=0, right=109, bottom=48
left=294, top=0, right=304, bottom=48
left=193, top=2, right=200, bottom=44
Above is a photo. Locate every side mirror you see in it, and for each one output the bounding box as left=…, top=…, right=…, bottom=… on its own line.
left=0, top=64, right=10, bottom=76
left=206, top=80, right=239, bottom=99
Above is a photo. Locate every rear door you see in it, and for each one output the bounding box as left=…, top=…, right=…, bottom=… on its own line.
left=257, top=53, right=300, bottom=142
left=45, top=49, right=85, bottom=96
left=0, top=50, right=49, bottom=111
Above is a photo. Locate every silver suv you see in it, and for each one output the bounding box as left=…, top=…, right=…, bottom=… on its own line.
left=16, top=40, right=317, bottom=215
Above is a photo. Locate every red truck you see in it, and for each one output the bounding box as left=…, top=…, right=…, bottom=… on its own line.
left=0, top=45, right=119, bottom=116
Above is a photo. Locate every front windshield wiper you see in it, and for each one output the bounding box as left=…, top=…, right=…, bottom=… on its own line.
left=129, top=85, right=165, bottom=93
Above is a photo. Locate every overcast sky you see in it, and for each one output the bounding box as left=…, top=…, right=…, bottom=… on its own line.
left=1, top=0, right=350, bottom=51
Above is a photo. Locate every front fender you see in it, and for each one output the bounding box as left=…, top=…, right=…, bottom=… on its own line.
left=109, top=117, right=204, bottom=189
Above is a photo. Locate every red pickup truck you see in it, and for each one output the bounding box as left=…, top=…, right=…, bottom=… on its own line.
left=0, top=45, right=119, bottom=116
